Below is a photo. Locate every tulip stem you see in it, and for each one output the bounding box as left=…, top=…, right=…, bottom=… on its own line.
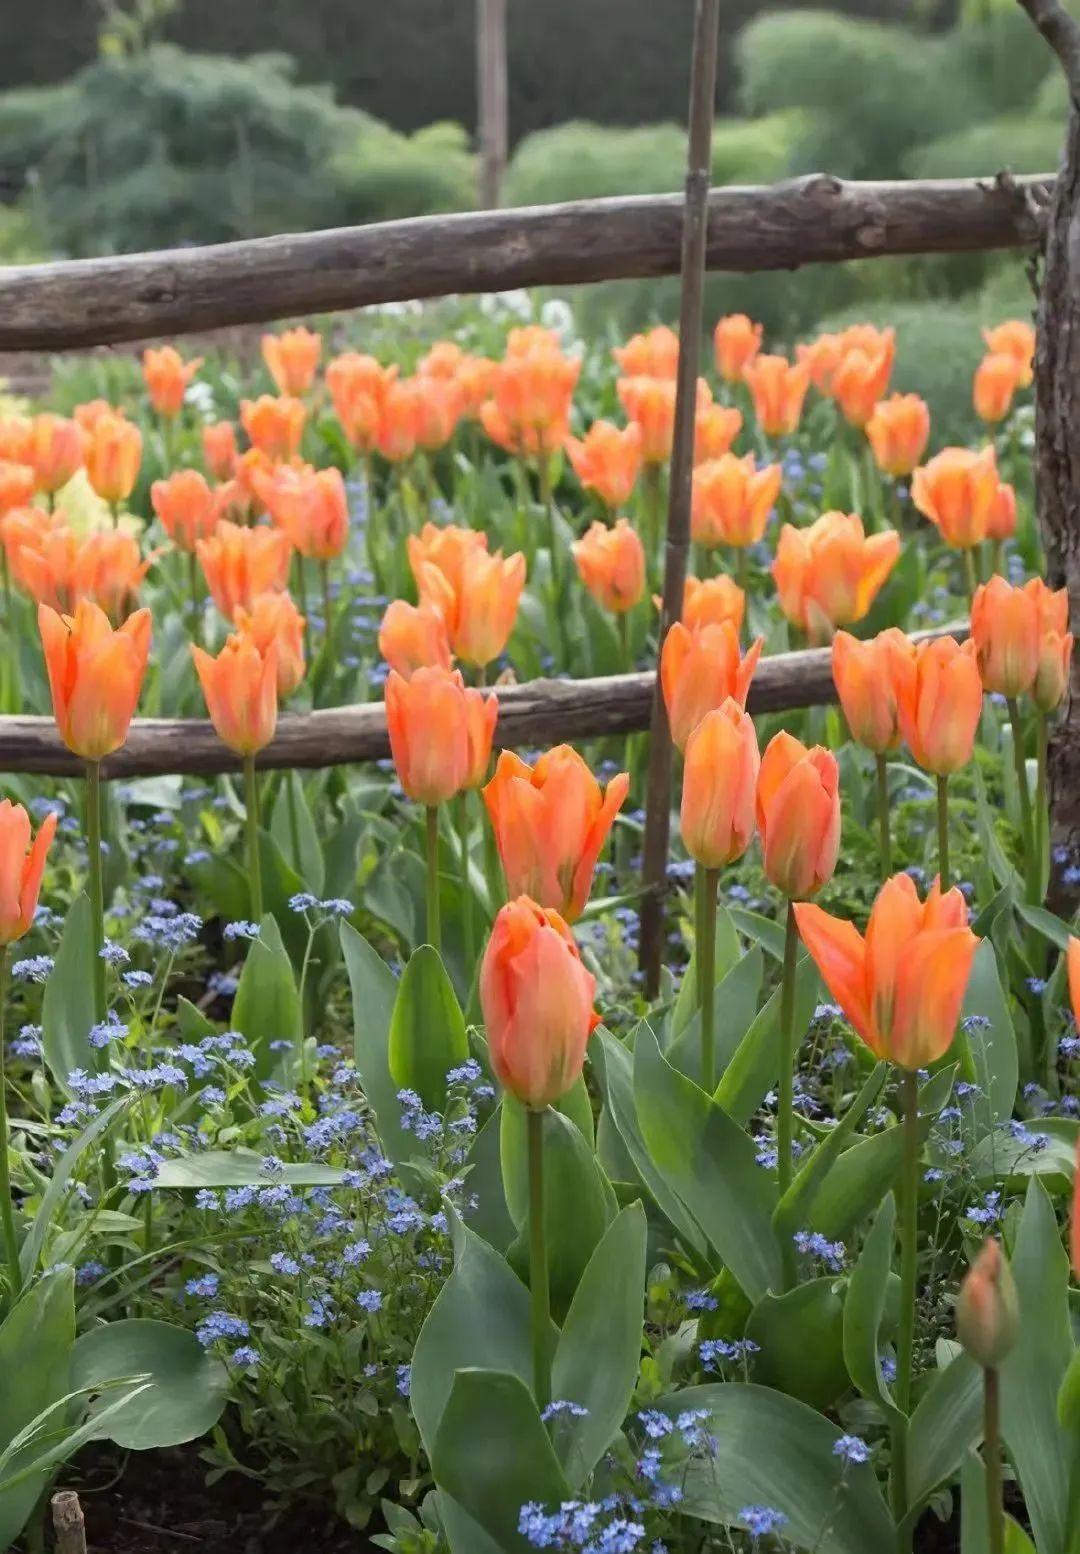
left=1036, top=712, right=1049, bottom=890
left=1006, top=698, right=1037, bottom=903
left=527, top=1105, right=551, bottom=1411
left=642, top=463, right=662, bottom=585
left=963, top=549, right=979, bottom=606
left=479, top=787, right=503, bottom=920
left=456, top=793, right=475, bottom=977
left=295, top=555, right=311, bottom=650
left=0, top=946, right=22, bottom=1303
left=186, top=550, right=202, bottom=646
left=320, top=561, right=334, bottom=648
left=983, top=1366, right=1005, bottom=1554
left=425, top=805, right=441, bottom=950
left=243, top=754, right=264, bottom=923
left=616, top=610, right=631, bottom=674
left=696, top=865, right=719, bottom=1094
left=891, top=1067, right=921, bottom=1524
left=875, top=753, right=892, bottom=879
left=85, top=761, right=107, bottom=1025
left=935, top=775, right=950, bottom=891
left=777, top=898, right=799, bottom=1292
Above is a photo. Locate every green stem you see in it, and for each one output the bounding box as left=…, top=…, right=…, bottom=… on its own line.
left=616, top=610, right=631, bottom=673
left=697, top=865, right=718, bottom=1094
left=425, top=805, right=441, bottom=950
left=456, top=792, right=475, bottom=977
left=777, top=898, right=799, bottom=1291
left=243, top=754, right=263, bottom=922
left=891, top=1067, right=921, bottom=1523
left=1006, top=697, right=1037, bottom=904
left=875, top=753, right=892, bottom=880
left=963, top=548, right=979, bottom=606
left=285, top=772, right=303, bottom=875
left=186, top=549, right=202, bottom=645
left=479, top=786, right=503, bottom=920
left=86, top=761, right=107, bottom=1024
left=936, top=774, right=950, bottom=891
left=295, top=555, right=311, bottom=649
left=527, top=1106, right=551, bottom=1411
left=320, top=560, right=333, bottom=648
left=642, top=463, right=662, bottom=586
left=1036, top=712, right=1048, bottom=893
left=0, top=947, right=22, bottom=1301
left=984, top=1367, right=1004, bottom=1554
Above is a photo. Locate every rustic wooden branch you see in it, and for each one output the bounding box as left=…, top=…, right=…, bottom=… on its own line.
left=51, top=1491, right=88, bottom=1554
left=476, top=0, right=508, bottom=208
left=0, top=176, right=1050, bottom=352
left=1015, top=0, right=1080, bottom=97
left=0, top=624, right=966, bottom=780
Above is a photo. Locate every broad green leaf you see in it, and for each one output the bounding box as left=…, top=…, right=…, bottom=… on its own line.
left=1015, top=902, right=1076, bottom=953
left=905, top=1349, right=982, bottom=1515
left=549, top=1203, right=646, bottom=1486
left=270, top=770, right=325, bottom=894
left=175, top=996, right=216, bottom=1042
left=152, top=1149, right=345, bottom=1189
left=843, top=1194, right=902, bottom=1426
left=0, top=1269, right=74, bottom=1549
left=715, top=952, right=820, bottom=1125
left=499, top=1087, right=593, bottom=1226
left=667, top=947, right=763, bottom=1085
left=463, top=1107, right=517, bottom=1255
left=968, top=1117, right=1077, bottom=1190
left=388, top=945, right=469, bottom=1112
left=728, top=906, right=787, bottom=961
left=438, top=1494, right=507, bottom=1554
left=340, top=919, right=412, bottom=1163
left=20, top=1097, right=128, bottom=1281
left=41, top=893, right=97, bottom=1096
left=958, top=939, right=1018, bottom=1131
left=671, top=902, right=742, bottom=1039
left=231, top=914, right=303, bottom=1082
left=773, top=1063, right=886, bottom=1243
left=71, top=1319, right=228, bottom=1449
left=745, top=1278, right=848, bottom=1410
left=961, top=1450, right=1038, bottom=1554
left=633, top=1023, right=780, bottom=1301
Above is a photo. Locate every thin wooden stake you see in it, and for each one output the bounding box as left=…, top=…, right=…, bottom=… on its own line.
left=51, top=1491, right=87, bottom=1554
left=638, top=0, right=721, bottom=995
left=477, top=0, right=508, bottom=208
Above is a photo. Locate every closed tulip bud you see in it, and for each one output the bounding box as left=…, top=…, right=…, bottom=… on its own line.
left=262, top=327, right=322, bottom=397
left=143, top=346, right=202, bottom=417
left=613, top=325, right=680, bottom=379
left=413, top=376, right=463, bottom=451
left=240, top=395, right=307, bottom=461
left=38, top=599, right=151, bottom=760
left=757, top=731, right=840, bottom=898
left=1029, top=578, right=1072, bottom=713
left=1, top=506, right=55, bottom=577
left=866, top=394, right=930, bottom=478
left=896, top=635, right=983, bottom=776
left=912, top=447, right=1001, bottom=549
left=973, top=353, right=1023, bottom=425
left=234, top=591, right=306, bottom=699
left=18, top=526, right=153, bottom=620
left=85, top=414, right=142, bottom=506
left=378, top=598, right=452, bottom=679
left=192, top=634, right=279, bottom=756
left=832, top=628, right=914, bottom=754
left=418, top=340, right=465, bottom=379
left=262, top=465, right=350, bottom=562
left=681, top=575, right=746, bottom=635
left=572, top=519, right=645, bottom=614
left=0, top=461, right=35, bottom=517
left=714, top=313, right=763, bottom=383
left=419, top=547, right=526, bottom=669
left=0, top=800, right=57, bottom=944
left=197, top=521, right=292, bottom=620
left=407, top=522, right=489, bottom=595
left=661, top=619, right=763, bottom=753
left=797, top=333, right=844, bottom=395
left=694, top=404, right=743, bottom=464
left=691, top=452, right=781, bottom=549
left=617, top=376, right=711, bottom=464
left=235, top=448, right=275, bottom=511
left=462, top=685, right=499, bottom=789
left=0, top=414, right=32, bottom=465
left=72, top=399, right=119, bottom=434
left=385, top=666, right=473, bottom=807
left=481, top=348, right=580, bottom=458
left=480, top=896, right=599, bottom=1110
left=483, top=745, right=629, bottom=922
left=26, top=415, right=85, bottom=496
left=772, top=512, right=901, bottom=645
left=375, top=379, right=424, bottom=463
left=565, top=420, right=643, bottom=509
left=681, top=700, right=760, bottom=868
left=986, top=482, right=1017, bottom=543
left=832, top=346, right=893, bottom=428
left=202, top=422, right=238, bottom=481
left=743, top=355, right=810, bottom=438
left=971, top=576, right=1041, bottom=697
left=326, top=352, right=398, bottom=452
left=151, top=469, right=217, bottom=552
left=983, top=320, right=1035, bottom=388
left=956, top=1240, right=1020, bottom=1370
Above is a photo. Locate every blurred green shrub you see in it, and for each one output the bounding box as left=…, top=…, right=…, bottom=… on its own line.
left=904, top=117, right=1064, bottom=179
left=333, top=121, right=475, bottom=224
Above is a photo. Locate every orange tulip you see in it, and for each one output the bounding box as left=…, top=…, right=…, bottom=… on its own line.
left=572, top=519, right=645, bottom=614
left=84, top=414, right=142, bottom=507
left=210, top=478, right=257, bottom=528
left=660, top=619, right=763, bottom=752
left=481, top=348, right=580, bottom=459
left=681, top=575, right=746, bottom=635
left=25, top=415, right=85, bottom=496
left=326, top=353, right=398, bottom=452
left=407, top=522, right=489, bottom=595
left=463, top=683, right=499, bottom=789
left=38, top=598, right=151, bottom=760
left=895, top=634, right=983, bottom=775
left=15, top=526, right=153, bottom=620
left=1, top=506, right=55, bottom=576
left=240, top=395, right=307, bottom=461
left=794, top=871, right=979, bottom=1068
left=197, top=521, right=292, bottom=620
left=617, top=375, right=711, bottom=464
left=1068, top=937, right=1080, bottom=1030
left=714, top=314, right=763, bottom=383
left=986, top=482, right=1017, bottom=544
left=480, top=895, right=598, bottom=1109
left=483, top=746, right=629, bottom=922
left=912, top=447, right=1001, bottom=549
left=772, top=512, right=900, bottom=645
left=505, top=325, right=563, bottom=357
left=680, top=699, right=760, bottom=869
left=143, top=346, right=202, bottom=417
left=983, top=321, right=1035, bottom=388
left=385, top=666, right=476, bottom=807
left=378, top=598, right=453, bottom=679
left=192, top=634, right=279, bottom=756
left=1029, top=577, right=1072, bottom=713
left=694, top=403, right=743, bottom=464
left=260, top=464, right=350, bottom=561
left=0, top=414, right=32, bottom=465
left=413, top=376, right=463, bottom=451
left=971, top=576, right=1041, bottom=697
left=743, top=355, right=810, bottom=438
left=831, top=628, right=914, bottom=754
left=418, top=341, right=465, bottom=380
left=72, top=400, right=121, bottom=435
left=0, top=462, right=35, bottom=518
left=418, top=546, right=526, bottom=668
left=832, top=346, right=893, bottom=428
left=691, top=452, right=781, bottom=549
left=375, top=379, right=424, bottom=463
left=613, top=325, right=680, bottom=380
left=866, top=394, right=930, bottom=478
left=262, top=327, right=322, bottom=397
left=797, top=334, right=844, bottom=396
left=756, top=731, right=840, bottom=898
left=151, top=469, right=217, bottom=552
left=565, top=420, right=643, bottom=509
left=202, top=422, right=238, bottom=482
left=456, top=355, right=498, bottom=418
left=956, top=1238, right=1019, bottom=1370
left=973, top=353, right=1023, bottom=425
left=1073, top=1130, right=1080, bottom=1280
left=234, top=591, right=306, bottom=699
left=0, top=800, right=57, bottom=945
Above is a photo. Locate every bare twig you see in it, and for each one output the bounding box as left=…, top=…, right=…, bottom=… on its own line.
left=51, top=1491, right=87, bottom=1554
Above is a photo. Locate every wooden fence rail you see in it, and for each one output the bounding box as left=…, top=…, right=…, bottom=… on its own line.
left=0, top=174, right=1050, bottom=351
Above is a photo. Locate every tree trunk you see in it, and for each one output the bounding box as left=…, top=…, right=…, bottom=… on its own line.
left=476, top=0, right=508, bottom=209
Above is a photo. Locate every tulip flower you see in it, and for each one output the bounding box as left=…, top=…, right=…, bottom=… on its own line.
left=986, top=483, right=1017, bottom=547
left=455, top=355, right=498, bottom=418
left=0, top=462, right=35, bottom=518
left=833, top=627, right=914, bottom=874
left=259, top=463, right=349, bottom=635
left=202, top=422, right=238, bottom=482
left=151, top=469, right=217, bottom=553
left=714, top=314, right=763, bottom=383
left=506, top=325, right=564, bottom=357
left=240, top=395, right=307, bottom=461
left=974, top=352, right=1023, bottom=425
left=0, top=414, right=32, bottom=465
left=757, top=731, right=840, bottom=902
left=693, top=403, right=743, bottom=464
left=866, top=394, right=930, bottom=478
left=209, top=479, right=256, bottom=527
left=413, top=376, right=463, bottom=452
left=742, top=355, right=810, bottom=438
left=680, top=574, right=746, bottom=636
left=797, top=333, right=844, bottom=395
left=896, top=633, right=982, bottom=887
left=262, top=327, right=322, bottom=397
left=408, top=522, right=489, bottom=595
left=957, top=1238, right=1019, bottom=1372
left=983, top=320, right=1035, bottom=387
left=143, top=345, right=202, bottom=418
left=832, top=345, right=893, bottom=428
left=326, top=352, right=398, bottom=454
left=418, top=340, right=465, bottom=379
left=572, top=519, right=645, bottom=626
left=690, top=452, right=781, bottom=551
left=613, top=325, right=679, bottom=379
left=1030, top=578, right=1072, bottom=714
left=418, top=545, right=526, bottom=670
left=72, top=400, right=120, bottom=434
left=617, top=376, right=711, bottom=465
left=483, top=745, right=629, bottom=923
left=375, top=379, right=424, bottom=463
left=772, top=512, right=900, bottom=646
left=971, top=576, right=1040, bottom=699
left=15, top=526, right=153, bottom=621
left=197, top=521, right=292, bottom=620
left=661, top=619, right=762, bottom=753
left=481, top=347, right=580, bottom=459
left=85, top=414, right=142, bottom=511
left=378, top=598, right=452, bottom=680
left=912, top=446, right=1002, bottom=553
left=25, top=415, right=85, bottom=498
left=234, top=591, right=306, bottom=699
left=565, top=420, right=643, bottom=509
left=38, top=598, right=151, bottom=763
